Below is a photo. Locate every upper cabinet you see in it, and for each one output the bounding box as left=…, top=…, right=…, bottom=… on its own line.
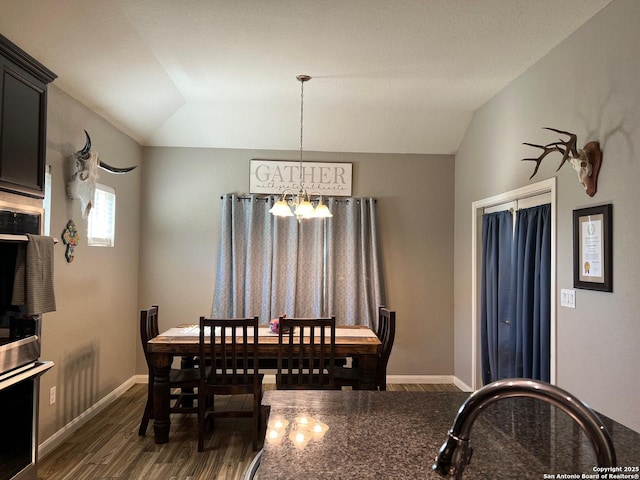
left=0, top=34, right=57, bottom=198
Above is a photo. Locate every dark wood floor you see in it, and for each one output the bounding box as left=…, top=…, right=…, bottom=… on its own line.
left=38, top=382, right=461, bottom=480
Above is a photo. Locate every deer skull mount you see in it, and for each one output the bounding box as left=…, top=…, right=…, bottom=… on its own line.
left=522, top=127, right=602, bottom=197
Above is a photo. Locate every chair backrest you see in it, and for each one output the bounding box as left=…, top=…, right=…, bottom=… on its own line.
left=277, top=316, right=336, bottom=389
left=378, top=308, right=396, bottom=370
left=199, top=316, right=260, bottom=386
left=140, top=305, right=160, bottom=364
left=376, top=305, right=386, bottom=339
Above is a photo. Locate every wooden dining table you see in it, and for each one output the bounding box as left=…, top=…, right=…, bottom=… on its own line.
left=146, top=324, right=381, bottom=444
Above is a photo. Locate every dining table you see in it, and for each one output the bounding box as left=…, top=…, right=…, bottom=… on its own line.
left=146, top=324, right=381, bottom=444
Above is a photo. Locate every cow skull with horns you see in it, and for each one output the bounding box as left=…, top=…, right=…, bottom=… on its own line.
left=522, top=127, right=602, bottom=197
left=67, top=130, right=137, bottom=217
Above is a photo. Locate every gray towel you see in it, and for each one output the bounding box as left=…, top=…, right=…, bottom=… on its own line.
left=12, top=234, right=56, bottom=315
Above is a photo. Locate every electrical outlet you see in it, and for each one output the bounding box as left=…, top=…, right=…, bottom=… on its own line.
left=49, top=386, right=56, bottom=405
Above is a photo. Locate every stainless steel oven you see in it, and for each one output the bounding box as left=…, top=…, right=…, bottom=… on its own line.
left=0, top=199, right=53, bottom=480
left=0, top=361, right=52, bottom=480
left=0, top=200, right=44, bottom=373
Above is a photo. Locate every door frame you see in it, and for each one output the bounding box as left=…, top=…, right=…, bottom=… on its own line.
left=470, top=177, right=557, bottom=390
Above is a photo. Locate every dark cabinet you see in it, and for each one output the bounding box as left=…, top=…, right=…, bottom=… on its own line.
left=0, top=34, right=56, bottom=198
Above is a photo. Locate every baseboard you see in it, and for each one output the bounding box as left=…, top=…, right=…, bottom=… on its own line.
left=118, top=373, right=471, bottom=389
left=388, top=375, right=473, bottom=391
left=453, top=376, right=473, bottom=392
left=39, top=376, right=138, bottom=458
left=385, top=374, right=450, bottom=384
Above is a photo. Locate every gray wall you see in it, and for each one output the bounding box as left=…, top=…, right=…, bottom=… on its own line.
left=36, top=86, right=142, bottom=442
left=454, top=0, right=640, bottom=431
left=138, top=147, right=455, bottom=379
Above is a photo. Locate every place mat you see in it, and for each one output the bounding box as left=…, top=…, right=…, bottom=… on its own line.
left=335, top=328, right=377, bottom=338
left=160, top=326, right=376, bottom=338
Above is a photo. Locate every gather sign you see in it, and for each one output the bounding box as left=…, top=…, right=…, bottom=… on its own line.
left=249, top=160, right=352, bottom=196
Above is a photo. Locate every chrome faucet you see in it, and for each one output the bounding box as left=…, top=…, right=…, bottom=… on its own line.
left=432, top=378, right=617, bottom=479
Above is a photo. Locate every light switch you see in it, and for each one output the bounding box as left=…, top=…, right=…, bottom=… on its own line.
left=560, top=288, right=576, bottom=308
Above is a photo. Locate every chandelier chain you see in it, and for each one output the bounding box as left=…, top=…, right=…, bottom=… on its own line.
left=269, top=74, right=331, bottom=220
left=299, top=78, right=304, bottom=187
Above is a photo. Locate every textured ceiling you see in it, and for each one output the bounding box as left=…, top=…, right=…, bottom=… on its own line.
left=0, top=0, right=612, bottom=154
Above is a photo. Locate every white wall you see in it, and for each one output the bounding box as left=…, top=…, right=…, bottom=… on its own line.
left=454, top=0, right=640, bottom=431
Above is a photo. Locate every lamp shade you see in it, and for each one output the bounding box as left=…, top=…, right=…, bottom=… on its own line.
left=269, top=199, right=294, bottom=217
left=313, top=202, right=333, bottom=218
left=294, top=200, right=315, bottom=218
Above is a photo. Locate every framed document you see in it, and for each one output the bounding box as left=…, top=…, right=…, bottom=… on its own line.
left=573, top=204, right=612, bottom=292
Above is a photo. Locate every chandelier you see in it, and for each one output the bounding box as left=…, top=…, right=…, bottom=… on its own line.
left=269, top=75, right=332, bottom=222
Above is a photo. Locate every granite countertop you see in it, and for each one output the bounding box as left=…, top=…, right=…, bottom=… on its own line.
left=258, top=390, right=640, bottom=480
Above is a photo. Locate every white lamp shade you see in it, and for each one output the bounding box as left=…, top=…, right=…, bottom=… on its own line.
left=270, top=200, right=294, bottom=217
left=294, top=200, right=315, bottom=218
left=313, top=203, right=333, bottom=218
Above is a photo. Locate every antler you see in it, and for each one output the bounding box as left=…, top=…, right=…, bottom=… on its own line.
left=522, top=127, right=579, bottom=179
left=75, top=130, right=137, bottom=174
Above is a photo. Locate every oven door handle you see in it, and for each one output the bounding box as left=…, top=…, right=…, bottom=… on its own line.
left=0, top=361, right=54, bottom=389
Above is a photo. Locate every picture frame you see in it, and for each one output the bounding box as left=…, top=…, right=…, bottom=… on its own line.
left=249, top=160, right=352, bottom=196
left=573, top=203, right=612, bottom=292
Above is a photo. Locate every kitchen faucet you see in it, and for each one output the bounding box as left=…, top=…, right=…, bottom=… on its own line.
left=432, top=378, right=616, bottom=479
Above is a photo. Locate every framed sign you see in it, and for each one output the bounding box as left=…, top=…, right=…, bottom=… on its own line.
left=573, top=203, right=612, bottom=291
left=250, top=160, right=352, bottom=196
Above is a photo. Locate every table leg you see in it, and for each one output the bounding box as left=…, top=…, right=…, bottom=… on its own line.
left=150, top=353, right=172, bottom=444
left=356, top=354, right=378, bottom=390
left=179, top=355, right=195, bottom=407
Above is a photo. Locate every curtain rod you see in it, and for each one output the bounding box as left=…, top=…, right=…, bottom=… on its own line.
left=482, top=191, right=550, bottom=214
left=220, top=196, right=269, bottom=201
left=220, top=195, right=376, bottom=204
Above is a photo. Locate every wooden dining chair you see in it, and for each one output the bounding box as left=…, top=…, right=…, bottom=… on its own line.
left=276, top=316, right=339, bottom=390
left=197, top=316, right=264, bottom=452
left=334, top=307, right=396, bottom=391
left=138, top=305, right=199, bottom=436
left=350, top=305, right=386, bottom=369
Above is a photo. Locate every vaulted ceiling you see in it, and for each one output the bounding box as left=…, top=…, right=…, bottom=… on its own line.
left=0, top=0, right=612, bottom=154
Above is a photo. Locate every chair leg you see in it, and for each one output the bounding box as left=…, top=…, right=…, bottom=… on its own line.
left=138, top=398, right=153, bottom=436
left=198, top=395, right=216, bottom=452
left=138, top=375, right=155, bottom=436
left=252, top=393, right=260, bottom=451
left=198, top=397, right=206, bottom=452
left=378, top=368, right=387, bottom=391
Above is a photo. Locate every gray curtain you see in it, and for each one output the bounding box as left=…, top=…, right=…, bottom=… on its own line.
left=212, top=194, right=383, bottom=327
left=211, top=195, right=274, bottom=322
left=325, top=197, right=382, bottom=327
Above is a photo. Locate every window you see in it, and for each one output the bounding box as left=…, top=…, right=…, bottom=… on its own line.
left=88, top=184, right=116, bottom=247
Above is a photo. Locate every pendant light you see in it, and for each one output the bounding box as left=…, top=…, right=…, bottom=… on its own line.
left=269, top=75, right=332, bottom=222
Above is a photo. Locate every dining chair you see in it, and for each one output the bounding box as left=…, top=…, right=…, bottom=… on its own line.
left=351, top=305, right=386, bottom=369
left=138, top=305, right=199, bottom=436
left=276, top=316, right=339, bottom=390
left=334, top=307, right=396, bottom=391
left=197, top=316, right=264, bottom=452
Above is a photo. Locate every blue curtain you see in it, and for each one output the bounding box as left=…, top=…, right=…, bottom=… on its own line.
left=510, top=204, right=551, bottom=382
left=480, top=210, right=513, bottom=385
